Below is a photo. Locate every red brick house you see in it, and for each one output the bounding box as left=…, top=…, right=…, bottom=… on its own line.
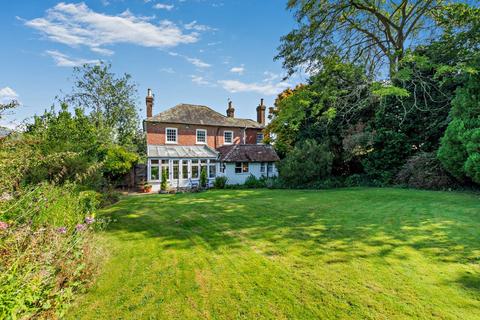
left=143, top=89, right=279, bottom=190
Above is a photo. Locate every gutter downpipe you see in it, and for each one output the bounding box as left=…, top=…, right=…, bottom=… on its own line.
left=215, top=126, right=220, bottom=149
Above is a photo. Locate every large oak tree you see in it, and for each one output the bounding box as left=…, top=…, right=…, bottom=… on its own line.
left=277, top=0, right=443, bottom=78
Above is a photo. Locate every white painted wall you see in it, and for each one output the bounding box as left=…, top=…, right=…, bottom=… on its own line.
left=147, top=158, right=278, bottom=190
left=220, top=162, right=278, bottom=185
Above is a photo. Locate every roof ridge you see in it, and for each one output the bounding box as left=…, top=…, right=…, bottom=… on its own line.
left=148, top=103, right=264, bottom=128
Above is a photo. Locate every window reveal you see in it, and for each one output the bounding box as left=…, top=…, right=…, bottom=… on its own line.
left=224, top=131, right=233, bottom=144
left=166, top=128, right=177, bottom=143
left=196, top=129, right=207, bottom=144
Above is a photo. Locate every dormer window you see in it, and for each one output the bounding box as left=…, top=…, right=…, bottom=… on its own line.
left=165, top=127, right=177, bottom=144
left=224, top=131, right=233, bottom=145
left=196, top=129, right=207, bottom=144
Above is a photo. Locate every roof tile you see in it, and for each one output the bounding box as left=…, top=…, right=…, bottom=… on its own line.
left=146, top=104, right=264, bottom=128
left=217, top=144, right=280, bottom=162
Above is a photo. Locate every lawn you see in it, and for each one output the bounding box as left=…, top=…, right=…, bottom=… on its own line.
left=68, top=188, right=480, bottom=319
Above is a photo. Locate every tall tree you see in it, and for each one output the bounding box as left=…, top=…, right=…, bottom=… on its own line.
left=277, top=0, right=443, bottom=78
left=266, top=57, right=374, bottom=174
left=65, top=62, right=140, bottom=148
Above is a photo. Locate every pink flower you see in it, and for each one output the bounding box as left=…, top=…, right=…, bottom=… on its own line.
left=75, top=224, right=86, bottom=232
left=56, top=227, right=67, bottom=234
left=85, top=217, right=95, bottom=224
left=0, top=221, right=8, bottom=230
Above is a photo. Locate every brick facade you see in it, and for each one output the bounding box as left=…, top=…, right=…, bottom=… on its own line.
left=146, top=122, right=262, bottom=148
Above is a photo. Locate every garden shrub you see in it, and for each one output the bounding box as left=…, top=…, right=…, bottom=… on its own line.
left=98, top=188, right=121, bottom=207
left=395, top=152, right=457, bottom=190
left=160, top=168, right=168, bottom=191
left=0, top=184, right=105, bottom=319
left=0, top=64, right=139, bottom=319
left=0, top=224, right=101, bottom=319
left=1, top=183, right=92, bottom=228
left=244, top=175, right=267, bottom=188
left=200, top=167, right=208, bottom=188
left=278, top=139, right=333, bottom=187
left=79, top=190, right=102, bottom=215
left=438, top=74, right=480, bottom=184
left=264, top=176, right=282, bottom=189
left=362, top=129, right=412, bottom=184
left=213, top=176, right=228, bottom=189
left=344, top=174, right=374, bottom=187
left=101, top=145, right=139, bottom=182
left=0, top=135, right=38, bottom=193
left=308, top=177, right=345, bottom=189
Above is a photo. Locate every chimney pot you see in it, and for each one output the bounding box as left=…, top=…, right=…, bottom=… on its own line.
left=226, top=100, right=235, bottom=118
left=256, top=98, right=266, bottom=125
left=146, top=89, right=154, bottom=118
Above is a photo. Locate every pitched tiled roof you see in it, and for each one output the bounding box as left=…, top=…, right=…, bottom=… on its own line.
left=217, top=144, right=280, bottom=162
left=145, top=104, right=264, bottom=129
left=147, top=145, right=218, bottom=158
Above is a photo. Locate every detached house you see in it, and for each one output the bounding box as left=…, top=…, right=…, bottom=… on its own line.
left=144, top=89, right=279, bottom=191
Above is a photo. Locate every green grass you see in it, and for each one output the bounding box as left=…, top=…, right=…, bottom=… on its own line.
left=68, top=188, right=480, bottom=319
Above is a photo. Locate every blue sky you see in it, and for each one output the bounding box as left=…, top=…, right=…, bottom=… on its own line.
left=0, top=0, right=303, bottom=128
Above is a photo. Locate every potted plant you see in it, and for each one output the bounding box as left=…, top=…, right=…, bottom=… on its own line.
left=143, top=183, right=152, bottom=193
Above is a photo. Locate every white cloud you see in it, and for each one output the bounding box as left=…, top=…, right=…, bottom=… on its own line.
left=190, top=75, right=210, bottom=86
left=185, top=57, right=211, bottom=68
left=46, top=50, right=99, bottom=67
left=263, top=71, right=280, bottom=82
left=160, top=67, right=175, bottom=73
left=184, top=20, right=216, bottom=32
left=90, top=47, right=114, bottom=56
left=24, top=2, right=198, bottom=55
left=169, top=51, right=211, bottom=68
left=218, top=80, right=290, bottom=96
left=221, top=56, right=232, bottom=65
left=230, top=65, right=245, bottom=75
left=153, top=3, right=174, bottom=10
left=0, top=87, right=19, bottom=104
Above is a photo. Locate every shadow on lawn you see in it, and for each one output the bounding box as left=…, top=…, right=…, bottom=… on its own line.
left=455, top=272, right=480, bottom=293
left=101, top=189, right=480, bottom=264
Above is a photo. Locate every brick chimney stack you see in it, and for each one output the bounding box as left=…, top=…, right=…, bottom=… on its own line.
left=146, top=88, right=154, bottom=118
left=256, top=98, right=266, bottom=125
left=226, top=100, right=235, bottom=118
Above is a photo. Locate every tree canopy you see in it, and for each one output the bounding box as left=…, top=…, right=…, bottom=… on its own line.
left=271, top=1, right=480, bottom=189
left=65, top=62, right=141, bottom=149
left=277, top=0, right=445, bottom=78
